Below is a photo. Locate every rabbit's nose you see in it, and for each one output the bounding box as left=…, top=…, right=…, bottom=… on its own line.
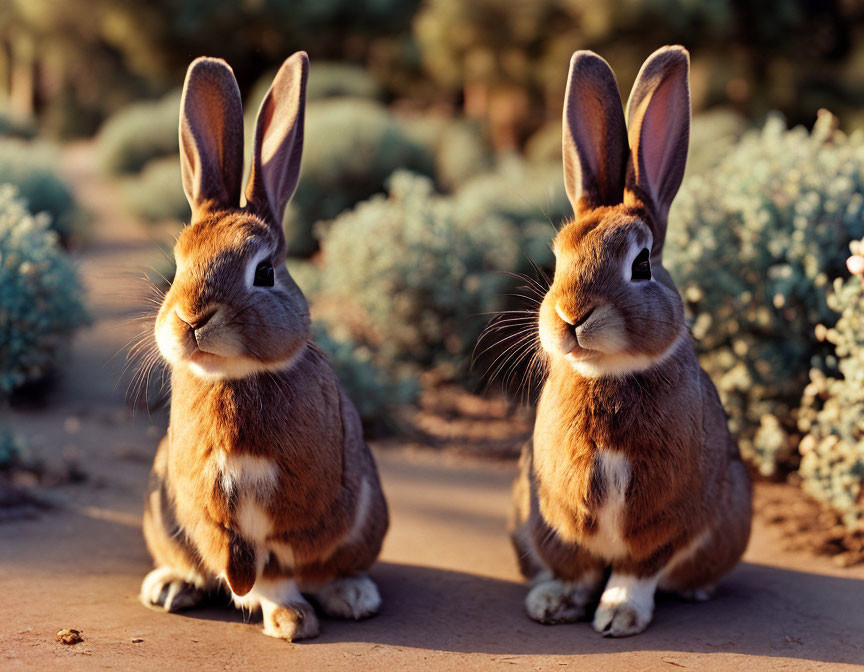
left=556, top=303, right=594, bottom=330
left=176, top=307, right=216, bottom=331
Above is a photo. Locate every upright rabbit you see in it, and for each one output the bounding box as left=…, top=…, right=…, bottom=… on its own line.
left=139, top=53, right=388, bottom=642
left=509, top=46, right=751, bottom=637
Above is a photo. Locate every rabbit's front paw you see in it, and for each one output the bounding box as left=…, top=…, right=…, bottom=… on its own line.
left=525, top=578, right=591, bottom=624
left=592, top=574, right=655, bottom=637
left=140, top=567, right=205, bottom=613
left=316, top=576, right=381, bottom=620
left=263, top=601, right=320, bottom=641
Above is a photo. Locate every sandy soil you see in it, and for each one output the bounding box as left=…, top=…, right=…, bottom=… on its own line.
left=1, top=145, right=863, bottom=671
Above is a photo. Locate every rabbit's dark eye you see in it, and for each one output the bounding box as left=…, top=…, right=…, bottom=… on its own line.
left=253, top=261, right=274, bottom=287
left=631, top=248, right=651, bottom=281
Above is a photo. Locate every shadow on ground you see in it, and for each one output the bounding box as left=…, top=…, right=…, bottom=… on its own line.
left=174, top=559, right=863, bottom=664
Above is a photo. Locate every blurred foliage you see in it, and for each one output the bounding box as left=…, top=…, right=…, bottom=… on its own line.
left=0, top=0, right=420, bottom=137
left=312, top=323, right=419, bottom=422
left=96, top=92, right=179, bottom=175
left=0, top=186, right=88, bottom=394
left=453, top=158, right=569, bottom=269
left=311, top=171, right=523, bottom=377
left=0, top=138, right=83, bottom=242
left=798, top=254, right=864, bottom=530
left=304, top=61, right=382, bottom=102
left=303, top=165, right=566, bottom=392
left=0, top=103, right=36, bottom=139
left=0, top=425, right=20, bottom=470
left=2, top=0, right=862, bottom=146
left=415, top=0, right=864, bottom=147
left=401, top=116, right=494, bottom=191
left=122, top=155, right=188, bottom=224
left=284, top=99, right=434, bottom=256
left=666, top=111, right=864, bottom=476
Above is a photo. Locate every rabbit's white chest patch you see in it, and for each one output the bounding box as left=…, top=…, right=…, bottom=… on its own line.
left=212, top=451, right=278, bottom=544
left=213, top=451, right=278, bottom=497
left=583, top=450, right=631, bottom=560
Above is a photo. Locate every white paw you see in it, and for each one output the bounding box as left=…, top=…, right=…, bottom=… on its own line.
left=316, top=576, right=381, bottom=620
left=592, top=574, right=656, bottom=637
left=262, top=601, right=320, bottom=641
left=525, top=578, right=592, bottom=624
left=140, top=567, right=205, bottom=613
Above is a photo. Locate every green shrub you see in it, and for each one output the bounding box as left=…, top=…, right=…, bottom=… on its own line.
left=666, top=111, right=864, bottom=475
left=797, top=245, right=864, bottom=529
left=312, top=323, right=419, bottom=422
left=284, top=99, right=434, bottom=256
left=123, top=155, right=189, bottom=223
left=0, top=186, right=89, bottom=393
left=685, top=109, right=747, bottom=177
left=0, top=103, right=36, bottom=139
left=247, top=62, right=381, bottom=120
left=0, top=139, right=82, bottom=241
left=306, top=62, right=382, bottom=101
left=96, top=92, right=180, bottom=175
left=313, top=171, right=522, bottom=375
left=454, top=159, right=569, bottom=269
left=524, top=121, right=561, bottom=164
left=401, top=116, right=494, bottom=191
left=0, top=425, right=21, bottom=471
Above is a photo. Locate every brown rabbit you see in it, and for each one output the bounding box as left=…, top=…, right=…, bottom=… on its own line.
left=509, top=46, right=751, bottom=637
left=139, top=53, right=388, bottom=642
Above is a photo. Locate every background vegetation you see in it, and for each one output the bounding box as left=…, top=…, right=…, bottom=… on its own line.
left=1, top=1, right=863, bottom=532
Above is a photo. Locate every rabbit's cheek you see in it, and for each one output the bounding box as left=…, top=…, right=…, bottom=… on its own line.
left=575, top=304, right=627, bottom=354
left=194, top=321, right=245, bottom=358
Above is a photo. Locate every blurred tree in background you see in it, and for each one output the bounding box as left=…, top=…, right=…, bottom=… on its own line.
left=416, top=0, right=864, bottom=149
left=0, top=0, right=862, bottom=139
left=0, top=0, right=421, bottom=136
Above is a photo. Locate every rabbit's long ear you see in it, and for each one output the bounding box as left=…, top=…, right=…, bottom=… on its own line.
left=179, top=57, right=245, bottom=217
left=562, top=51, right=628, bottom=212
left=244, top=52, right=308, bottom=228
left=625, top=45, right=690, bottom=243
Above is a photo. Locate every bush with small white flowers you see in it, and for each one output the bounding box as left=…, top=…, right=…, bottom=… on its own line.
left=666, top=111, right=864, bottom=475
left=797, top=241, right=864, bottom=529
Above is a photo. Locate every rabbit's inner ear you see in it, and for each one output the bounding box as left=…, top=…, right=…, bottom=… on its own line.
left=625, top=45, right=691, bottom=240
left=179, top=57, right=245, bottom=217
left=244, top=52, right=309, bottom=231
left=562, top=51, right=629, bottom=213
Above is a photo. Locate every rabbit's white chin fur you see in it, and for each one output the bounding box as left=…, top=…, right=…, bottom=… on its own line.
left=182, top=344, right=308, bottom=380
left=566, top=326, right=687, bottom=378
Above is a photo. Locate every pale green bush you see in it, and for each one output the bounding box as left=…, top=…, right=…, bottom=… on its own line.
left=454, top=159, right=569, bottom=269
left=0, top=426, right=20, bottom=470
left=666, top=112, right=864, bottom=474
left=401, top=116, right=493, bottom=191
left=284, top=99, right=434, bottom=255
left=313, top=171, right=522, bottom=374
left=123, top=155, right=189, bottom=223
left=96, top=92, right=180, bottom=175
left=312, top=324, right=419, bottom=422
left=0, top=139, right=82, bottom=241
left=0, top=187, right=88, bottom=393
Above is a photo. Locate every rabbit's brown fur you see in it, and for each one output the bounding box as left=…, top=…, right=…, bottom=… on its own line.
left=510, top=46, right=751, bottom=637
left=140, top=53, right=388, bottom=642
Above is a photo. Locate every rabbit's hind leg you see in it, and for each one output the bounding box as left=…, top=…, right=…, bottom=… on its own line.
left=312, top=575, right=382, bottom=620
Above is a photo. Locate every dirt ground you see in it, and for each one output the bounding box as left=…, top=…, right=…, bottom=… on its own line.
left=1, top=145, right=863, bottom=671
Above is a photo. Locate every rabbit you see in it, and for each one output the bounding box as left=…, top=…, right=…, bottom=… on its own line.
left=139, top=52, right=389, bottom=642
left=508, top=45, right=751, bottom=637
